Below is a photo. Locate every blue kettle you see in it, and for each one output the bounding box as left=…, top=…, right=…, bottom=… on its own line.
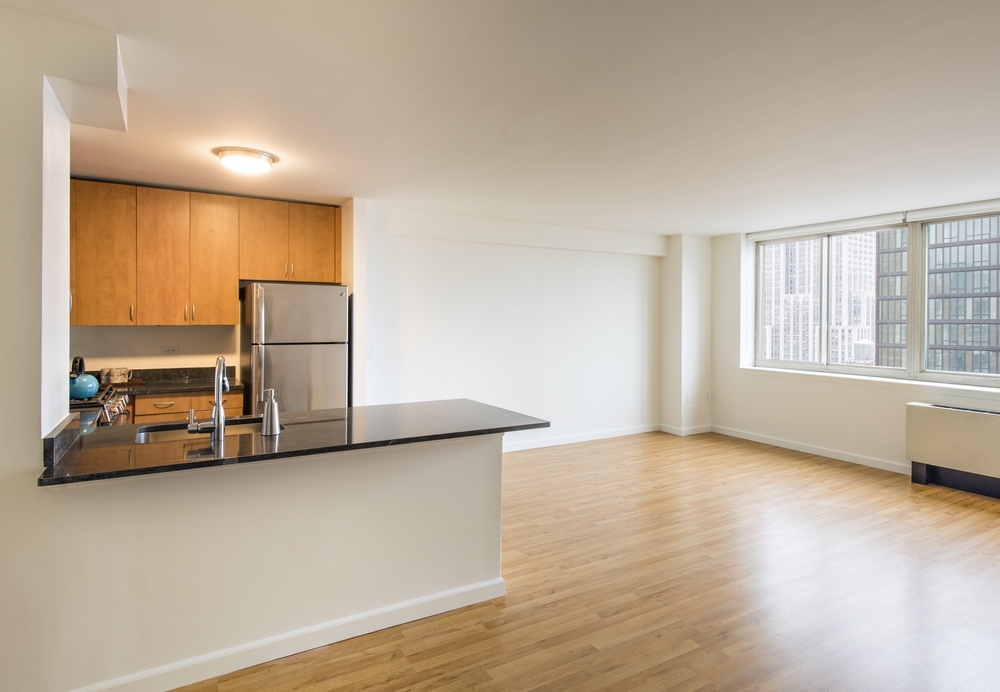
left=69, top=356, right=99, bottom=399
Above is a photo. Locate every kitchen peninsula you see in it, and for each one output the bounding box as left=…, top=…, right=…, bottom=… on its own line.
left=39, top=398, right=547, bottom=690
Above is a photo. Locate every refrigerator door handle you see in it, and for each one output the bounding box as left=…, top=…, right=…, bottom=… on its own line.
left=252, top=346, right=265, bottom=414
left=256, top=284, right=266, bottom=344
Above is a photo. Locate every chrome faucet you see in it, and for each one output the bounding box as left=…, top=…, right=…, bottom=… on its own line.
left=212, top=355, right=230, bottom=443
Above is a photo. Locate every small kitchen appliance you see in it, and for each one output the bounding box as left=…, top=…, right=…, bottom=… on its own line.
left=69, top=356, right=99, bottom=399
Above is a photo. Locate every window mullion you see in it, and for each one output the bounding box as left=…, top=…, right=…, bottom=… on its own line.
left=755, top=242, right=763, bottom=362
left=821, top=235, right=830, bottom=365
left=907, top=220, right=925, bottom=378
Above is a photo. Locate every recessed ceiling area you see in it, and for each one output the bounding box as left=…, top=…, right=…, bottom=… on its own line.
left=9, top=0, right=1000, bottom=234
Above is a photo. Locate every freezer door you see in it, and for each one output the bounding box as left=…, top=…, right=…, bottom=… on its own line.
left=251, top=343, right=348, bottom=414
left=250, top=282, right=348, bottom=344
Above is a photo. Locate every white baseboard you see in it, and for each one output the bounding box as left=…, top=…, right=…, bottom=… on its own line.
left=72, top=578, right=506, bottom=692
left=503, top=424, right=660, bottom=452
left=659, top=424, right=713, bottom=437
left=712, top=425, right=909, bottom=475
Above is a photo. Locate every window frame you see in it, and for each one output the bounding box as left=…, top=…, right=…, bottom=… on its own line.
left=755, top=226, right=911, bottom=380
left=753, top=217, right=1000, bottom=388
left=915, top=213, right=1000, bottom=387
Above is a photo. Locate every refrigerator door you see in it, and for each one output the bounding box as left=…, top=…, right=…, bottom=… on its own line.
left=251, top=343, right=348, bottom=414
left=251, top=282, right=348, bottom=344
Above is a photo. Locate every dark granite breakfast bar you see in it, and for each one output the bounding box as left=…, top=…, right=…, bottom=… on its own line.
left=40, top=399, right=549, bottom=486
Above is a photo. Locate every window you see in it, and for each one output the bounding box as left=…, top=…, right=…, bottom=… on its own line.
left=757, top=226, right=907, bottom=372
left=925, top=215, right=1000, bottom=375
left=755, top=212, right=1000, bottom=386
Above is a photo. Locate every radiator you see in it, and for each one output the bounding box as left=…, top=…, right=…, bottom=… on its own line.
left=906, top=402, right=1000, bottom=496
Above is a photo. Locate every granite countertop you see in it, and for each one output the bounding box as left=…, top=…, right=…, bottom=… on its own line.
left=116, top=378, right=244, bottom=396
left=39, top=399, right=549, bottom=486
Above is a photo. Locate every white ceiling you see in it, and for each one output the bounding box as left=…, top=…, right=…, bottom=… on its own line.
left=9, top=0, right=1000, bottom=235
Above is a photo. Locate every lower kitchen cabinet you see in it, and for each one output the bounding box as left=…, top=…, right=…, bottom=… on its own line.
left=133, top=392, right=242, bottom=424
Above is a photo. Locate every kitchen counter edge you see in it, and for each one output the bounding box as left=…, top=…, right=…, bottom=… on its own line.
left=39, top=399, right=549, bottom=487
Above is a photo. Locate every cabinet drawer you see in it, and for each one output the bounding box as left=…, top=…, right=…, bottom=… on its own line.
left=189, top=392, right=240, bottom=411
left=135, top=395, right=192, bottom=416
left=134, top=411, right=191, bottom=423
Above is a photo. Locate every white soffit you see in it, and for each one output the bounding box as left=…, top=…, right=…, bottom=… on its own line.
left=368, top=205, right=669, bottom=257
left=907, top=198, right=1000, bottom=223
left=46, top=74, right=127, bottom=131
left=748, top=212, right=907, bottom=242
left=44, top=31, right=127, bottom=131
left=750, top=195, right=1000, bottom=242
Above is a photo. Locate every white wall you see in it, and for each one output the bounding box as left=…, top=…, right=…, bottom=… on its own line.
left=70, top=325, right=239, bottom=370
left=365, top=205, right=663, bottom=449
left=660, top=235, right=712, bottom=435
left=41, top=78, right=71, bottom=433
left=681, top=235, right=713, bottom=431
left=711, top=232, right=1000, bottom=474
left=660, top=241, right=682, bottom=431
left=341, top=198, right=368, bottom=405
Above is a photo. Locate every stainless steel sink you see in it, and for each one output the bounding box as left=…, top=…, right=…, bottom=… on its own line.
left=135, top=415, right=277, bottom=444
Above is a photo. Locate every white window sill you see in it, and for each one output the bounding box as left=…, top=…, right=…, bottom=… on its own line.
left=739, top=363, right=1000, bottom=405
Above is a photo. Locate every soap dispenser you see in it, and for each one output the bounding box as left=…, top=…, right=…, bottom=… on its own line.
left=261, top=389, right=280, bottom=436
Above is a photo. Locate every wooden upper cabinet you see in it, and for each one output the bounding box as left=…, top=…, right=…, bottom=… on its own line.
left=72, top=180, right=137, bottom=326
left=334, top=207, right=342, bottom=285
left=137, top=187, right=190, bottom=325
left=71, top=185, right=343, bottom=328
left=239, top=198, right=289, bottom=281
left=288, top=202, right=339, bottom=283
left=70, top=189, right=77, bottom=326
left=190, top=193, right=239, bottom=325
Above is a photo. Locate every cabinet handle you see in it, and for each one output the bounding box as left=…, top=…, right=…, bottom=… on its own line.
left=184, top=305, right=188, bottom=321
left=291, top=263, right=295, bottom=277
left=284, top=263, right=288, bottom=277
left=192, top=305, right=195, bottom=322
left=153, top=402, right=175, bottom=409
left=130, top=305, right=134, bottom=322
left=209, top=399, right=228, bottom=406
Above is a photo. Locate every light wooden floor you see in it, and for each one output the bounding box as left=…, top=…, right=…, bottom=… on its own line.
left=175, top=432, right=1000, bottom=692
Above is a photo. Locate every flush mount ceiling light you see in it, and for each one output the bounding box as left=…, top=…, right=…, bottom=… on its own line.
left=214, top=147, right=277, bottom=173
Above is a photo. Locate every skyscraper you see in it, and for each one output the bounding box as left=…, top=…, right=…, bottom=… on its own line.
left=925, top=216, right=1000, bottom=373
left=875, top=227, right=907, bottom=368
left=829, top=232, right=876, bottom=365
left=759, top=238, right=822, bottom=362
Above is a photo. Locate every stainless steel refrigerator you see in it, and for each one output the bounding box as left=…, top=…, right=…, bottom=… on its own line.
left=240, top=282, right=349, bottom=415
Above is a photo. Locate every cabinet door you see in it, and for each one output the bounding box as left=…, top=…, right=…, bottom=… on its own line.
left=137, top=187, right=190, bottom=325
left=334, top=206, right=343, bottom=284
left=72, top=180, right=137, bottom=325
left=190, top=193, right=239, bottom=324
left=70, top=187, right=77, bottom=326
left=239, top=198, right=288, bottom=281
left=288, top=202, right=338, bottom=283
